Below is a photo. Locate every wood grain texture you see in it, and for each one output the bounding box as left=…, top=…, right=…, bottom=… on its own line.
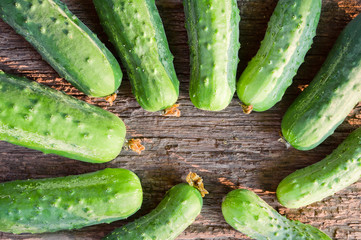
left=0, top=0, right=360, bottom=239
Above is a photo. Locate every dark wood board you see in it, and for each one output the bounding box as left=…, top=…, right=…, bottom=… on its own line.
left=0, top=0, right=360, bottom=239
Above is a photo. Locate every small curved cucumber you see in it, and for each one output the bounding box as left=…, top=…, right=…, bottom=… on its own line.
left=0, top=71, right=126, bottom=163
left=222, top=189, right=331, bottom=240
left=93, top=0, right=179, bottom=112
left=0, top=0, right=122, bottom=97
left=0, top=168, right=143, bottom=234
left=184, top=0, right=240, bottom=111
left=277, top=127, right=361, bottom=208
left=104, top=183, right=203, bottom=240
left=237, top=0, right=321, bottom=113
left=282, top=14, right=361, bottom=150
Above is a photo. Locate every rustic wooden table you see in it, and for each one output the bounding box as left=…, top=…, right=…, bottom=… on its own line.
left=0, top=0, right=360, bottom=239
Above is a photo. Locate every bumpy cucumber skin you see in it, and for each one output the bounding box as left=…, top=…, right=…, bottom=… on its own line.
left=222, top=189, right=331, bottom=240
left=237, top=0, right=321, bottom=112
left=0, top=0, right=122, bottom=97
left=277, top=128, right=361, bottom=208
left=0, top=72, right=126, bottom=163
left=184, top=0, right=240, bottom=111
left=282, top=14, right=361, bottom=150
left=0, top=168, right=143, bottom=234
left=93, top=0, right=179, bottom=112
left=104, top=183, right=202, bottom=240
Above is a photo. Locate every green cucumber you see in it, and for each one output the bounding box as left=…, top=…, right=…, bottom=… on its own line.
left=281, top=14, right=361, bottom=150
left=0, top=0, right=122, bottom=97
left=104, top=173, right=206, bottom=240
left=222, top=189, right=331, bottom=240
left=0, top=71, right=126, bottom=163
left=93, top=0, right=179, bottom=112
left=0, top=168, right=142, bottom=234
left=184, top=0, right=240, bottom=111
left=277, top=127, right=361, bottom=208
left=237, top=0, right=321, bottom=113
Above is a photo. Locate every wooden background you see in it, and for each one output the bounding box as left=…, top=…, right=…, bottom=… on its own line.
left=0, top=0, right=360, bottom=239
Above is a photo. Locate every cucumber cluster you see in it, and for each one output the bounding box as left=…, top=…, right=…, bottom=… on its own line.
left=0, top=0, right=360, bottom=239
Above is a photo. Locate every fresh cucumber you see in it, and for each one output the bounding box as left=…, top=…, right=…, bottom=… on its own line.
left=0, top=0, right=122, bottom=97
left=184, top=0, right=240, bottom=111
left=0, top=168, right=142, bottom=234
left=93, top=0, right=179, bottom=112
left=104, top=172, right=207, bottom=240
left=282, top=14, right=361, bottom=150
left=222, top=189, right=331, bottom=240
left=277, top=127, right=361, bottom=208
left=0, top=71, right=126, bottom=163
left=237, top=0, right=321, bottom=113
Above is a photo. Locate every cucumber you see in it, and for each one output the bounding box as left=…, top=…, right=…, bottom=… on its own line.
left=92, top=0, right=179, bottom=112
left=237, top=0, right=321, bottom=113
left=281, top=14, right=361, bottom=150
left=184, top=0, right=240, bottom=111
left=0, top=168, right=143, bottom=234
left=277, top=127, right=361, bottom=208
left=222, top=189, right=331, bottom=240
left=104, top=173, right=206, bottom=240
left=0, top=0, right=122, bottom=97
left=0, top=71, right=126, bottom=163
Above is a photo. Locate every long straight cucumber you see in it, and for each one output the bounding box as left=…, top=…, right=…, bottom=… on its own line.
left=184, top=0, right=240, bottom=111
left=277, top=127, right=361, bottom=208
left=0, top=0, right=122, bottom=97
left=222, top=189, right=331, bottom=240
left=0, top=168, right=142, bottom=234
left=93, top=0, right=179, bottom=112
left=282, top=14, right=361, bottom=150
left=104, top=173, right=207, bottom=240
left=0, top=71, right=126, bottom=163
left=237, top=0, right=321, bottom=113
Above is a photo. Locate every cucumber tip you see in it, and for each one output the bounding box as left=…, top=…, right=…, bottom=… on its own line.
left=278, top=134, right=291, bottom=149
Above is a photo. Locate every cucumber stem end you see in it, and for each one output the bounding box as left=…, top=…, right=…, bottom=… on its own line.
left=127, top=139, right=145, bottom=154
left=163, top=104, right=181, bottom=117
left=241, top=104, right=253, bottom=114
left=105, top=92, right=117, bottom=106
left=186, top=172, right=209, bottom=197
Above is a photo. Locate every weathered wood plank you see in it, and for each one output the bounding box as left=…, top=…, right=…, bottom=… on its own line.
left=0, top=0, right=360, bottom=239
